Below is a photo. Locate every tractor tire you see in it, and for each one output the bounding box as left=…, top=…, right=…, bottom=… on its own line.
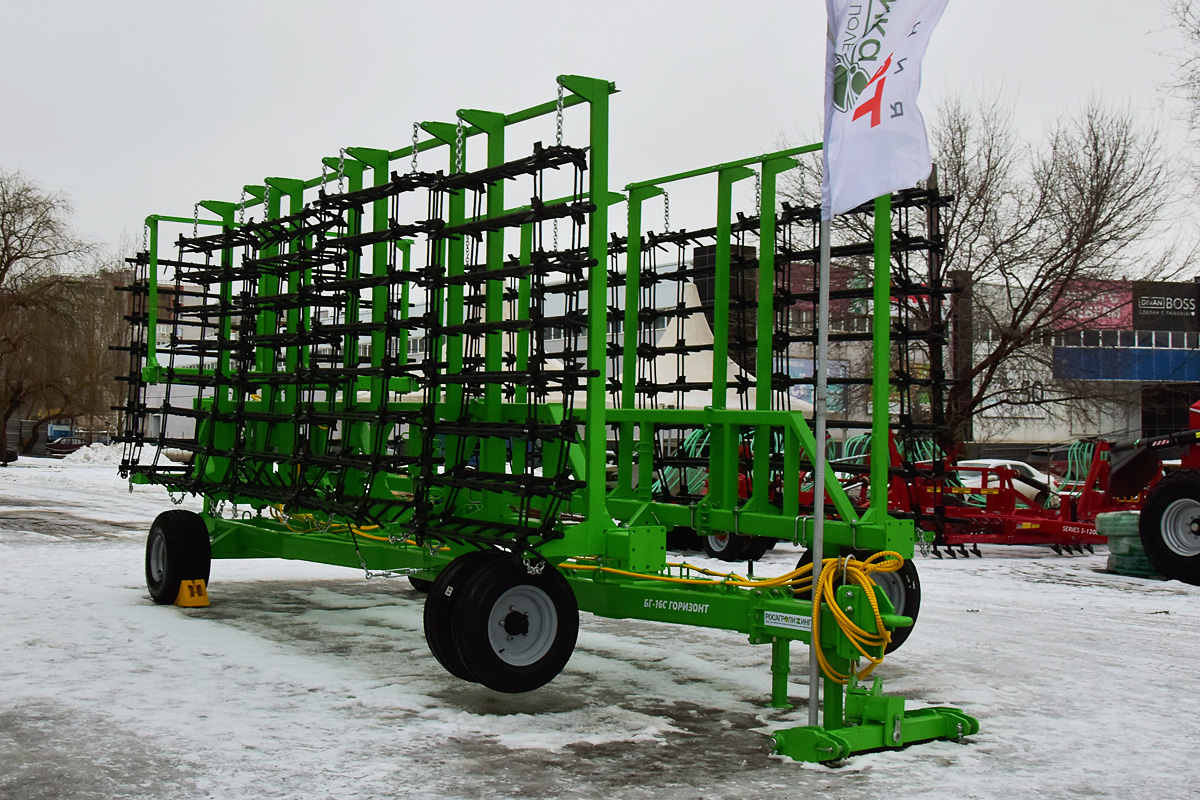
left=450, top=556, right=579, bottom=693
left=793, top=549, right=920, bottom=654
left=1139, top=468, right=1200, bottom=585
left=702, top=532, right=772, bottom=562
left=666, top=527, right=702, bottom=551
left=145, top=510, right=211, bottom=605
left=423, top=550, right=505, bottom=682
left=702, top=532, right=747, bottom=561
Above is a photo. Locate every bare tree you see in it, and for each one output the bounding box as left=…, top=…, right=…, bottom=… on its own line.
left=1170, top=1, right=1200, bottom=137
left=782, top=95, right=1179, bottom=450
left=0, top=169, right=95, bottom=460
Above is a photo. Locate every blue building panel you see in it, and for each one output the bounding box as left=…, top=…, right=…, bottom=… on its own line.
left=1053, top=347, right=1200, bottom=382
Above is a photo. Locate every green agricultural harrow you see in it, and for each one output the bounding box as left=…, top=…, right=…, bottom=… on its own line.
left=118, top=75, right=977, bottom=762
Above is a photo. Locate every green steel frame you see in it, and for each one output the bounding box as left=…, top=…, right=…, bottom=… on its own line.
left=119, top=74, right=977, bottom=763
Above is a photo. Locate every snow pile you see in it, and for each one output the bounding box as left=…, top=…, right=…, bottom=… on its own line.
left=62, top=442, right=123, bottom=464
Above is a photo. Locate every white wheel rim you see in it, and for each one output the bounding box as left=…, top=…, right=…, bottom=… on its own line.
left=1160, top=498, right=1200, bottom=557
left=487, top=585, right=558, bottom=667
left=149, top=532, right=166, bottom=582
left=871, top=570, right=906, bottom=614
left=708, top=534, right=730, bottom=553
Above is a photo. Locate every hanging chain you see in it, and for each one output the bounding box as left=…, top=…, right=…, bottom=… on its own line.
left=338, top=148, right=346, bottom=193
left=411, top=122, right=420, bottom=174
left=141, top=223, right=149, bottom=253
left=918, top=531, right=933, bottom=558
left=455, top=118, right=465, bottom=173
left=556, top=84, right=564, bottom=147
left=263, top=182, right=270, bottom=220
left=320, top=159, right=328, bottom=190
left=192, top=203, right=200, bottom=239
left=238, top=189, right=246, bottom=226
left=663, top=190, right=670, bottom=232
left=754, top=173, right=762, bottom=213
left=553, top=84, right=565, bottom=251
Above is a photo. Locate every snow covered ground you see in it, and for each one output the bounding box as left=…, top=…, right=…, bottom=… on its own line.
left=2, top=458, right=1199, bottom=800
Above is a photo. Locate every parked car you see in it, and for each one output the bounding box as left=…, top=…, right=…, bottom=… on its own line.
left=46, top=436, right=89, bottom=457
left=955, top=458, right=1059, bottom=507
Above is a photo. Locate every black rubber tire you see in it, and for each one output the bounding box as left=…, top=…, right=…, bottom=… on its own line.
left=703, top=532, right=773, bottom=562
left=703, top=532, right=748, bottom=561
left=145, top=510, right=211, bottom=605
left=423, top=550, right=504, bottom=682
left=742, top=536, right=772, bottom=562
left=1139, top=468, right=1200, bottom=585
left=666, top=527, right=701, bottom=551
left=408, top=576, right=434, bottom=593
left=450, top=557, right=579, bottom=693
left=793, top=549, right=920, bottom=654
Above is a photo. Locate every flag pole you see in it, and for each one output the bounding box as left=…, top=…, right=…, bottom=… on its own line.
left=808, top=214, right=831, bottom=727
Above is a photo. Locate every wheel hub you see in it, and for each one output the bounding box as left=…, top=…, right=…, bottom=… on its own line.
left=1160, top=498, right=1200, bottom=557
left=149, top=533, right=166, bottom=583
left=502, top=608, right=530, bottom=636
left=487, top=585, right=558, bottom=667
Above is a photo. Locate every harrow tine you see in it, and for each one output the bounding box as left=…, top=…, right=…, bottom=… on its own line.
left=1051, top=544, right=1063, bottom=556
left=957, top=545, right=969, bottom=559
left=971, top=544, right=982, bottom=558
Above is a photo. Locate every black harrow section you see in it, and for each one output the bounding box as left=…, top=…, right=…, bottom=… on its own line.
left=117, top=144, right=596, bottom=554
left=610, top=186, right=955, bottom=516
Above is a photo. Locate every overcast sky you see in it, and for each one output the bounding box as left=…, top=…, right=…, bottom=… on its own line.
left=0, top=1, right=1189, bottom=254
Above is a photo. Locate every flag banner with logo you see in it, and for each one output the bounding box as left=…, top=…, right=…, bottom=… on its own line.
left=821, top=0, right=949, bottom=219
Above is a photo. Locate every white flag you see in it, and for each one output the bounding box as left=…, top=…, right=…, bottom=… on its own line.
left=821, top=0, right=949, bottom=219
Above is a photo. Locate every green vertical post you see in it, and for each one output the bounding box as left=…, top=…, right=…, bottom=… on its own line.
left=712, top=166, right=754, bottom=510
left=458, top=110, right=507, bottom=501
left=422, top=122, right=467, bottom=472
left=143, top=216, right=161, bottom=375
left=771, top=638, right=793, bottom=709
left=198, top=200, right=237, bottom=407
left=516, top=224, right=533, bottom=398
left=344, top=148, right=391, bottom=416
left=867, top=194, right=892, bottom=521
left=750, top=158, right=798, bottom=512
left=558, top=74, right=611, bottom=527
left=264, top=178, right=305, bottom=465
left=617, top=186, right=663, bottom=498
left=330, top=160, right=365, bottom=460
left=396, top=238, right=413, bottom=380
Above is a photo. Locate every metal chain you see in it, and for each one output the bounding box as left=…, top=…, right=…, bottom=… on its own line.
left=238, top=189, right=246, bottom=226
left=918, top=532, right=933, bottom=558
left=455, top=118, right=465, bottom=173
left=263, top=183, right=270, bottom=220
left=192, top=203, right=200, bottom=238
left=556, top=84, right=564, bottom=146
left=411, top=123, right=420, bottom=174
left=338, top=148, right=346, bottom=193
left=663, top=190, right=670, bottom=232
left=755, top=173, right=762, bottom=212
left=553, top=85, right=565, bottom=251
left=523, top=555, right=546, bottom=576
left=141, top=223, right=148, bottom=253
left=321, top=159, right=328, bottom=189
